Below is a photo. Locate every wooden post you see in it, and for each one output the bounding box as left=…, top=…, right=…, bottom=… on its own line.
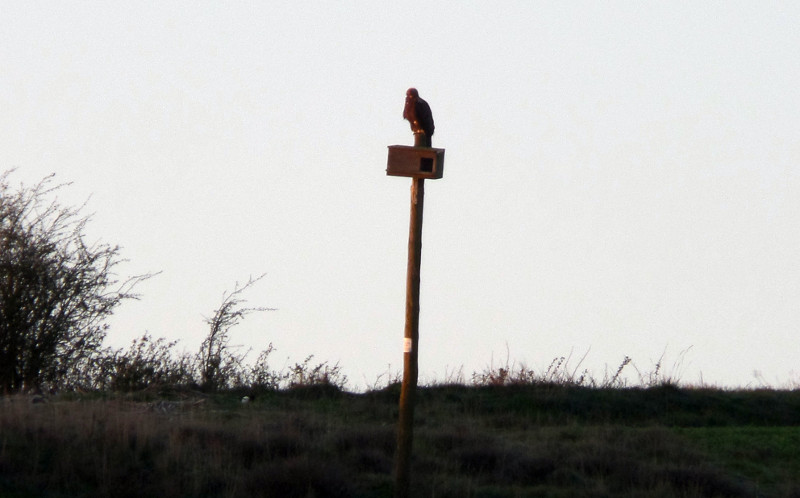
left=394, top=175, right=424, bottom=498
left=387, top=129, right=442, bottom=497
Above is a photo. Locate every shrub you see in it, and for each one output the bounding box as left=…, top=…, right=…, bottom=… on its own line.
left=102, top=334, right=194, bottom=392
left=196, top=274, right=273, bottom=391
left=0, top=170, right=151, bottom=393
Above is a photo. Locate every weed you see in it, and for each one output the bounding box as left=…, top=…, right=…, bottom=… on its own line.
left=471, top=348, right=593, bottom=388
left=287, top=355, right=348, bottom=390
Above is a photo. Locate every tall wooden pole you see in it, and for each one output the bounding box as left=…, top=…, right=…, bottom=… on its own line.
left=394, top=175, right=424, bottom=498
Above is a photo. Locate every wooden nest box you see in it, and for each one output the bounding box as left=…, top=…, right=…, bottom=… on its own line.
left=386, top=145, right=445, bottom=180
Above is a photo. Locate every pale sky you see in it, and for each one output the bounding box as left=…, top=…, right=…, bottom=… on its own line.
left=3, top=2, right=799, bottom=389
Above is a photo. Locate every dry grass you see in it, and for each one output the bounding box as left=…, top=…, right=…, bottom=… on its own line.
left=3, top=384, right=800, bottom=497
left=0, top=394, right=370, bottom=497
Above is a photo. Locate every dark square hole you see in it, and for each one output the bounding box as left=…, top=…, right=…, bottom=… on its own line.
left=420, top=157, right=434, bottom=172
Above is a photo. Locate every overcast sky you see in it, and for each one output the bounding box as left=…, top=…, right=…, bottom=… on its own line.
left=3, top=2, right=799, bottom=389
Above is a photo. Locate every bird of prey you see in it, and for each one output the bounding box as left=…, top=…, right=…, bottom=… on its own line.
left=403, top=88, right=434, bottom=145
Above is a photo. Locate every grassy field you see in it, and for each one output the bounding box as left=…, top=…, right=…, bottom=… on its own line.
left=1, top=384, right=800, bottom=497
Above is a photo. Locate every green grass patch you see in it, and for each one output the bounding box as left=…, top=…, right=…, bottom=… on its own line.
left=679, top=426, right=800, bottom=497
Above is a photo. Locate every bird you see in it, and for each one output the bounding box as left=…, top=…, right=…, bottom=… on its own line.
left=403, top=88, right=434, bottom=146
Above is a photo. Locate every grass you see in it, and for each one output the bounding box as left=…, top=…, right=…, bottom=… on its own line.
left=679, top=427, right=800, bottom=497
left=2, top=383, right=800, bottom=497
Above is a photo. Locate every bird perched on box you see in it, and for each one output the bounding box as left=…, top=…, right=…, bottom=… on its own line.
left=403, top=88, right=434, bottom=147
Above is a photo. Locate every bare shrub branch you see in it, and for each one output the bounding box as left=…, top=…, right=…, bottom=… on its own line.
left=197, top=274, right=274, bottom=391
